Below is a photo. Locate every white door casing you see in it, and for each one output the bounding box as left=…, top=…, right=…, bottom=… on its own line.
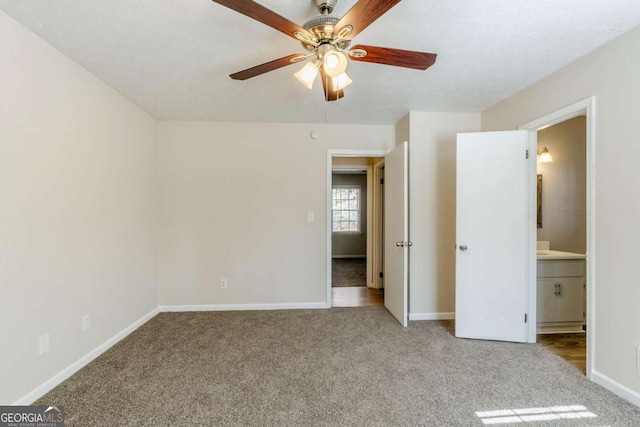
left=455, top=131, right=534, bottom=343
left=520, top=96, right=595, bottom=372
left=384, top=142, right=409, bottom=327
left=326, top=149, right=388, bottom=306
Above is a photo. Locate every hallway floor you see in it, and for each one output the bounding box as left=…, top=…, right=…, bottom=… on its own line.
left=331, top=258, right=366, bottom=287
left=332, top=287, right=384, bottom=307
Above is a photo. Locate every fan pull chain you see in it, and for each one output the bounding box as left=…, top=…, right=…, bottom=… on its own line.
left=326, top=101, right=329, bottom=123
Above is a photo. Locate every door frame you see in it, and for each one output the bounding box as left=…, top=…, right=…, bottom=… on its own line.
left=519, top=96, right=596, bottom=379
left=371, top=159, right=385, bottom=289
left=326, top=149, right=388, bottom=306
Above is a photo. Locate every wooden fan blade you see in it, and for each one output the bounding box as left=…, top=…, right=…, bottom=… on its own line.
left=350, top=45, right=437, bottom=70
left=230, top=54, right=303, bottom=80
left=319, top=68, right=344, bottom=101
left=335, top=0, right=402, bottom=39
left=212, top=0, right=315, bottom=41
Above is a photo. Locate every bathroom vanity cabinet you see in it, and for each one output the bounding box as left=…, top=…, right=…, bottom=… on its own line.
left=536, top=255, right=586, bottom=334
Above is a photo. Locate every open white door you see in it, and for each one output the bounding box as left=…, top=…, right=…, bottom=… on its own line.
left=384, top=142, right=409, bottom=327
left=455, top=131, right=534, bottom=343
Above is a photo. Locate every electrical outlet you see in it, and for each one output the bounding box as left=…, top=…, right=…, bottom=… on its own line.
left=82, top=315, right=90, bottom=332
left=39, top=334, right=50, bottom=355
left=220, top=279, right=228, bottom=289
left=307, top=212, right=315, bottom=223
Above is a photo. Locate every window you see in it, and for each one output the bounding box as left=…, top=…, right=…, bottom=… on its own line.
left=332, top=185, right=361, bottom=233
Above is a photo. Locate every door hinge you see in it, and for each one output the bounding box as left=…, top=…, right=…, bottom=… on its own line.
left=380, top=178, right=384, bottom=185
left=524, top=313, right=528, bottom=323
left=379, top=272, right=383, bottom=278
left=525, top=149, right=529, bottom=159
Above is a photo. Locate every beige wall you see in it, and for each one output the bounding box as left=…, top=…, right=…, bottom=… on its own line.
left=0, top=11, right=158, bottom=404
left=537, top=117, right=587, bottom=254
left=483, top=25, right=640, bottom=400
left=405, top=112, right=482, bottom=318
left=331, top=173, right=368, bottom=257
left=395, top=113, right=410, bottom=146
left=157, top=122, right=394, bottom=306
left=6, top=0, right=638, bottom=407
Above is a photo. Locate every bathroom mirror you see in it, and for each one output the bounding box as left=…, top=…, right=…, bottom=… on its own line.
left=537, top=174, right=543, bottom=229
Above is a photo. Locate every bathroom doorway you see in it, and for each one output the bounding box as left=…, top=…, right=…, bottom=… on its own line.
left=520, top=97, right=595, bottom=377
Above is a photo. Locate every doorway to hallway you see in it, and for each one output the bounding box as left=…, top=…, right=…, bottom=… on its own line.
left=329, top=154, right=384, bottom=308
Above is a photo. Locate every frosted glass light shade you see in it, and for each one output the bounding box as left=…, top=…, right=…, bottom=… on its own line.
left=295, top=62, right=319, bottom=89
left=332, top=72, right=352, bottom=90
left=323, top=51, right=347, bottom=77
left=537, top=147, right=554, bottom=163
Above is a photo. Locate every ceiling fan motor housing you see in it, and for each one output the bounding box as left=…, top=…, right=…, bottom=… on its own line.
left=302, top=16, right=350, bottom=51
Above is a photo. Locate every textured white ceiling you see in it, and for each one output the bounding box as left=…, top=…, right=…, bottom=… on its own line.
left=2, top=0, right=640, bottom=124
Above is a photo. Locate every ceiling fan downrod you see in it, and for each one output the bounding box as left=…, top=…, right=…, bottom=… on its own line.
left=314, top=0, right=337, bottom=15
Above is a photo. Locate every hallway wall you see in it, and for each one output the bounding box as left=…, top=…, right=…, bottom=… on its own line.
left=332, top=173, right=368, bottom=257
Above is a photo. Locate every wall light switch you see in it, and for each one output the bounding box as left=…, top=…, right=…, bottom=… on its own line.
left=39, top=334, right=50, bottom=355
left=307, top=212, right=315, bottom=223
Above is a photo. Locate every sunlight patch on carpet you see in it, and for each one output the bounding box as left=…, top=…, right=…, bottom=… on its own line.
left=476, top=405, right=598, bottom=424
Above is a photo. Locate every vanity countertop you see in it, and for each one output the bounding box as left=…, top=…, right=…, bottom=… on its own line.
left=536, top=250, right=586, bottom=260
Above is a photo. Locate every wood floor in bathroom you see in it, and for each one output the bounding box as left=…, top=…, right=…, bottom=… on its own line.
left=537, top=333, right=586, bottom=374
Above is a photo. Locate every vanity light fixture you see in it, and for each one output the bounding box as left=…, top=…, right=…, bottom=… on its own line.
left=537, top=147, right=554, bottom=163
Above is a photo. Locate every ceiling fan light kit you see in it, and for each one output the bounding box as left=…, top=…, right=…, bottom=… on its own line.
left=332, top=72, right=352, bottom=90
left=295, top=61, right=320, bottom=89
left=322, top=51, right=348, bottom=77
left=212, top=0, right=437, bottom=101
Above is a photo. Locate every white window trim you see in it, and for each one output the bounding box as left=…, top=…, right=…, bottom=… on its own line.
left=332, top=184, right=362, bottom=235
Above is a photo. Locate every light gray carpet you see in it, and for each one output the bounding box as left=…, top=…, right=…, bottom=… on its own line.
left=36, top=308, right=640, bottom=426
left=332, top=258, right=366, bottom=287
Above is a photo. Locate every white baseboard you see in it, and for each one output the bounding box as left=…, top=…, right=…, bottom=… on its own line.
left=409, top=312, right=455, bottom=321
left=591, top=370, right=640, bottom=408
left=13, top=307, right=160, bottom=405
left=14, top=305, right=640, bottom=412
left=332, top=255, right=366, bottom=259
left=159, top=302, right=329, bottom=312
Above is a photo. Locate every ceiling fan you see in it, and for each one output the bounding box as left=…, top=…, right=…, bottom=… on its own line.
left=212, top=0, right=437, bottom=101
